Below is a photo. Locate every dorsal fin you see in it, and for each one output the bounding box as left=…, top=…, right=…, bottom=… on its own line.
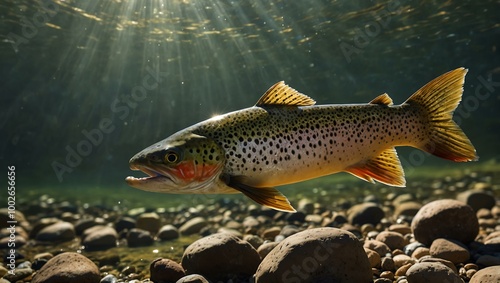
left=370, top=93, right=393, bottom=105
left=256, top=81, right=316, bottom=107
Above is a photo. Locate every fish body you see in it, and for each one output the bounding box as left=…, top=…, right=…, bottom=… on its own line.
left=126, top=68, right=477, bottom=211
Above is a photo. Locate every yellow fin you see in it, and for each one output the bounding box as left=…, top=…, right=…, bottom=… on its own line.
left=345, top=147, right=406, bottom=187
left=224, top=175, right=296, bottom=212
left=256, top=81, right=316, bottom=107
left=370, top=93, right=393, bottom=105
left=404, top=68, right=477, bottom=162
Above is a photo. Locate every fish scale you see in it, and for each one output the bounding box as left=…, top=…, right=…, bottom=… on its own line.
left=126, top=68, right=477, bottom=212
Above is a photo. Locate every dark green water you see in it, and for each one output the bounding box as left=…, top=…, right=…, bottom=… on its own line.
left=1, top=0, right=499, bottom=205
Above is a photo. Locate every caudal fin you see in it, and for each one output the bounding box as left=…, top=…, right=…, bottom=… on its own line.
left=405, top=68, right=478, bottom=162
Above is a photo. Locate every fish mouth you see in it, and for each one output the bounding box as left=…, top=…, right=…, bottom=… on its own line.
left=125, top=163, right=176, bottom=190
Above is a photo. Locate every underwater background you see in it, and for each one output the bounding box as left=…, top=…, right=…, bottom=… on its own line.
left=1, top=0, right=499, bottom=206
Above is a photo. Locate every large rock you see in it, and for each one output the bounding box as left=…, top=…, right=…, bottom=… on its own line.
left=31, top=252, right=100, bottom=283
left=181, top=232, right=260, bottom=281
left=406, top=262, right=462, bottom=283
left=255, top=227, right=372, bottom=283
left=411, top=199, right=478, bottom=245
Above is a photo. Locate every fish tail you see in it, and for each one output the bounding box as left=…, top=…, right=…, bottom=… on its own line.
left=405, top=67, right=478, bottom=162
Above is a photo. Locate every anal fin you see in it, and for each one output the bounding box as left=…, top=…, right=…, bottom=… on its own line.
left=222, top=175, right=296, bottom=212
left=345, top=147, right=406, bottom=187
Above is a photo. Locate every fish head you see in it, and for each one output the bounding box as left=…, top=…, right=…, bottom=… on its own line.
left=125, top=133, right=225, bottom=193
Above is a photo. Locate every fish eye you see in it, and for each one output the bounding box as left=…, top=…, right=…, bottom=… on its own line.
left=165, top=149, right=181, bottom=164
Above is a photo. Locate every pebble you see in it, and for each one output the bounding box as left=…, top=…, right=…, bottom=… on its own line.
left=255, top=227, right=372, bottom=282
left=179, top=217, right=208, bottom=235
left=100, top=274, right=118, bottom=283
left=127, top=228, right=154, bottom=247
left=175, top=274, right=209, bottom=283
left=181, top=232, right=260, bottom=282
left=136, top=212, right=161, bottom=235
left=411, top=199, right=479, bottom=245
left=376, top=231, right=406, bottom=251
left=114, top=217, right=136, bottom=233
left=348, top=203, right=385, bottom=225
left=31, top=252, right=100, bottom=283
left=470, top=265, right=500, bottom=283
left=394, top=202, right=422, bottom=219
left=393, top=254, right=416, bottom=269
left=429, top=238, right=470, bottom=264
left=156, top=224, right=180, bottom=241
left=418, top=257, right=457, bottom=273
left=150, top=258, right=185, bottom=283
left=405, top=262, right=463, bottom=283
left=3, top=267, right=33, bottom=282
left=243, top=234, right=264, bottom=249
left=456, top=190, right=495, bottom=211
left=82, top=226, right=118, bottom=251
left=364, top=239, right=391, bottom=257
left=261, top=226, right=281, bottom=240
left=35, top=221, right=76, bottom=242
left=256, top=241, right=279, bottom=259
left=365, top=248, right=381, bottom=268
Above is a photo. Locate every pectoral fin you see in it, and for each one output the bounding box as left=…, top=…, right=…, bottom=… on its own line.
left=345, top=147, right=406, bottom=187
left=222, top=174, right=296, bottom=212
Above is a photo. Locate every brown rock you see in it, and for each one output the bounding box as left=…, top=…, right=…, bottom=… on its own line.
left=393, top=254, right=416, bottom=269
left=179, top=217, right=207, bottom=236
left=82, top=226, right=118, bottom=251
left=412, top=247, right=430, bottom=259
left=365, top=248, right=381, bottom=268
left=261, top=226, right=281, bottom=240
left=389, top=223, right=412, bottom=235
left=176, top=274, right=209, bottom=283
left=157, top=225, right=180, bottom=241
left=364, top=239, right=391, bottom=257
left=457, top=190, right=495, bottom=212
left=150, top=258, right=185, bottom=283
left=255, top=227, right=372, bottom=283
left=257, top=241, right=279, bottom=259
left=418, top=257, right=458, bottom=273
left=411, top=199, right=479, bottom=245
left=127, top=228, right=154, bottom=247
left=429, top=238, right=470, bottom=264
left=35, top=222, right=76, bottom=242
left=406, top=262, right=462, bottom=283
left=470, top=265, right=500, bottom=283
left=31, top=252, right=100, bottom=283
left=137, top=212, right=161, bottom=235
left=181, top=232, right=260, bottom=281
left=376, top=231, right=406, bottom=251
left=394, top=201, right=422, bottom=218
left=348, top=203, right=385, bottom=225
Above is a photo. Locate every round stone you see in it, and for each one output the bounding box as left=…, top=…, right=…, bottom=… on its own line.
left=406, top=262, right=462, bottom=283
left=136, top=212, right=161, bottom=235
left=255, top=227, right=372, bottom=283
left=82, top=226, right=118, bottom=251
left=181, top=232, right=260, bottom=282
left=375, top=231, right=406, bottom=251
left=31, top=252, right=100, bottom=283
left=348, top=203, right=385, bottom=226
left=127, top=228, right=154, bottom=247
left=429, top=238, right=470, bottom=264
left=150, top=258, right=185, bottom=283
left=411, top=199, right=478, bottom=245
left=179, top=217, right=208, bottom=236
left=35, top=222, right=76, bottom=242
left=157, top=225, right=180, bottom=241
left=456, top=190, right=495, bottom=212
left=470, top=265, right=500, bottom=283
left=176, top=274, right=210, bottom=283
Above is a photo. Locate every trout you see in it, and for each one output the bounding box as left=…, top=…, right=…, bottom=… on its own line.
left=126, top=68, right=477, bottom=212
